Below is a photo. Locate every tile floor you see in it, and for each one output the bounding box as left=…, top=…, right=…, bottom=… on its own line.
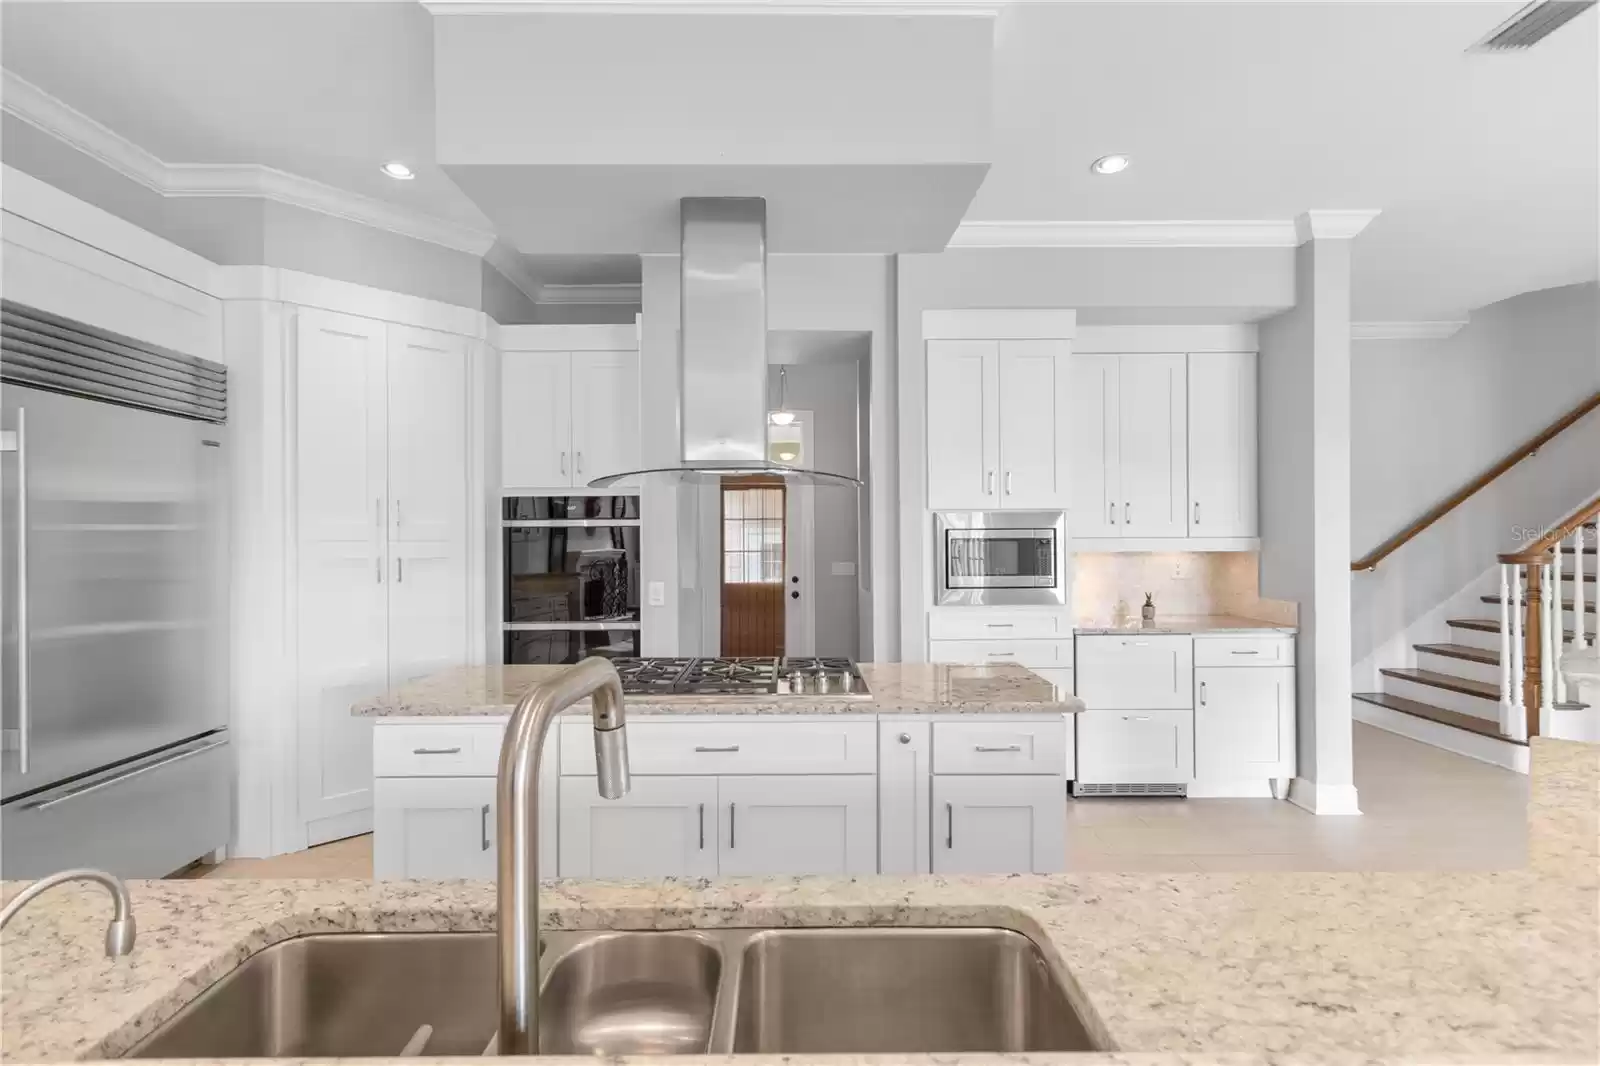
left=183, top=724, right=1530, bottom=880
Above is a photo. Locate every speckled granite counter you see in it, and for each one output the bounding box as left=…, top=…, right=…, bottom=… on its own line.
left=1074, top=615, right=1296, bottom=635
left=3, top=739, right=1595, bottom=1066
left=352, top=662, right=1083, bottom=717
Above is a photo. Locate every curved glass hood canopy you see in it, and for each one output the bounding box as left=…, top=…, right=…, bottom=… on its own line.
left=588, top=196, right=861, bottom=490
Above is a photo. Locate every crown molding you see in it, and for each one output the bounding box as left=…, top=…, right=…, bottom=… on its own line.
left=2, top=69, right=496, bottom=256
left=1295, top=209, right=1382, bottom=243
left=537, top=282, right=643, bottom=306
left=424, top=1, right=1004, bottom=15
left=481, top=241, right=545, bottom=304
left=947, top=220, right=1299, bottom=249
left=1351, top=320, right=1468, bottom=342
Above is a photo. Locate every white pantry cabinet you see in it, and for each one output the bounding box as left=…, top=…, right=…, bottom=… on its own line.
left=295, top=311, right=470, bottom=846
left=931, top=775, right=1066, bottom=875
left=500, top=327, right=639, bottom=490
left=925, top=338, right=1072, bottom=510
left=1187, top=351, right=1258, bottom=538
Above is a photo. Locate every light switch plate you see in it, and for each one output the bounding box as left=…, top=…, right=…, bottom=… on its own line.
left=831, top=561, right=856, bottom=576
left=647, top=581, right=666, bottom=606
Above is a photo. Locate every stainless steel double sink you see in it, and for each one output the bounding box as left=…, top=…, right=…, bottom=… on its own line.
left=128, top=927, right=1097, bottom=1058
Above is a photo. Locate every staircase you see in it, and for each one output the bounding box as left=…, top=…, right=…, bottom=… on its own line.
left=1355, top=517, right=1596, bottom=771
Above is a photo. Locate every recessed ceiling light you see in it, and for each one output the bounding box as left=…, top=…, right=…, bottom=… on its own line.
left=1090, top=154, right=1131, bottom=176
left=381, top=161, right=415, bottom=180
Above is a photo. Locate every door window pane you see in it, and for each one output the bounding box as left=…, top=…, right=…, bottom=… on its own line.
left=721, top=484, right=784, bottom=585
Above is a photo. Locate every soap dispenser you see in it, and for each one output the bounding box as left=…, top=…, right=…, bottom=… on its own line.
left=1141, top=593, right=1156, bottom=625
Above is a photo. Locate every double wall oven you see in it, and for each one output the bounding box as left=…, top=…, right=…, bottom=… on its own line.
left=502, top=495, right=641, bottom=664
left=935, top=511, right=1067, bottom=606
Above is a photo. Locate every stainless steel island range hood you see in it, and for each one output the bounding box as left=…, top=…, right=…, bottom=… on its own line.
left=589, top=197, right=860, bottom=488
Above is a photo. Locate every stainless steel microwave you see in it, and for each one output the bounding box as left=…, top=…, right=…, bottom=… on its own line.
left=935, top=512, right=1066, bottom=606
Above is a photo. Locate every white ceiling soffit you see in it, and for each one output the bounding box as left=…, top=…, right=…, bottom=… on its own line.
left=0, top=69, right=498, bottom=257
left=1351, top=321, right=1470, bottom=341
left=424, top=1, right=1006, bottom=14
left=536, top=283, right=644, bottom=306
left=948, top=219, right=1299, bottom=248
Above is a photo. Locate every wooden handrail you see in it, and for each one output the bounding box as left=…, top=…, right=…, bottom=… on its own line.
left=1500, top=494, right=1600, bottom=564
left=1352, top=390, right=1600, bottom=572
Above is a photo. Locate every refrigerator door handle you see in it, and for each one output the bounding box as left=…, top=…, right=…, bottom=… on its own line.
left=22, top=736, right=228, bottom=811
left=2, top=408, right=29, bottom=773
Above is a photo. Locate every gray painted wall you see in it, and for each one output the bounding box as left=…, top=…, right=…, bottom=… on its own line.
left=481, top=259, right=541, bottom=324
left=1351, top=282, right=1600, bottom=677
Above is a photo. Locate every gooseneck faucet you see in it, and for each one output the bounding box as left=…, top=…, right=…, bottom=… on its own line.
left=0, top=868, right=137, bottom=957
left=497, top=657, right=631, bottom=1055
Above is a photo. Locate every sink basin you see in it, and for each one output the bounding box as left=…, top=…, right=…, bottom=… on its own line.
left=126, top=926, right=1096, bottom=1057
left=730, top=928, right=1093, bottom=1053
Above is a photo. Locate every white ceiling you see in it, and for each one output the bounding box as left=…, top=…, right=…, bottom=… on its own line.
left=2, top=1, right=1595, bottom=318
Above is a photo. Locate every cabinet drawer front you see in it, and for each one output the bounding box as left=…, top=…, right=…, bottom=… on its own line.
left=374, top=722, right=507, bottom=777
left=928, top=612, right=1069, bottom=640
left=1075, top=634, right=1194, bottom=709
left=927, top=638, right=1072, bottom=669
left=932, top=719, right=1067, bottom=775
left=1193, top=635, right=1295, bottom=667
left=1075, top=709, right=1193, bottom=785
left=560, top=720, right=877, bottom=776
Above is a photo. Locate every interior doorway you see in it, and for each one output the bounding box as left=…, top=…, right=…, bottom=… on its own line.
left=720, top=477, right=786, bottom=656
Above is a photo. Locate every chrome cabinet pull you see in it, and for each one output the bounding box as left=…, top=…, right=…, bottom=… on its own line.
left=560, top=451, right=567, bottom=476
left=1199, top=681, right=1207, bottom=706
left=396, top=558, right=404, bottom=583
left=946, top=803, right=954, bottom=849
left=698, top=803, right=705, bottom=849
left=975, top=744, right=1023, bottom=753
left=898, top=732, right=911, bottom=744
left=412, top=746, right=462, bottom=755
left=481, top=804, right=491, bottom=851
left=576, top=451, right=583, bottom=476
left=1108, top=502, right=1116, bottom=525
left=1122, top=715, right=1152, bottom=722
left=25, top=738, right=228, bottom=811
left=1231, top=650, right=1260, bottom=656
left=729, top=803, right=736, bottom=849
left=694, top=745, right=740, bottom=753
left=376, top=558, right=383, bottom=584
left=984, top=623, right=1013, bottom=629
left=1124, top=502, right=1131, bottom=524
left=1004, top=471, right=1013, bottom=495
left=986, top=651, right=1016, bottom=658
left=4, top=409, right=29, bottom=773
left=375, top=496, right=383, bottom=529
left=395, top=499, right=402, bottom=530
left=1193, top=500, right=1200, bottom=526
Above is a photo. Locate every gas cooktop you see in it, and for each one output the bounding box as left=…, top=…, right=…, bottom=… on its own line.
left=611, top=657, right=868, bottom=697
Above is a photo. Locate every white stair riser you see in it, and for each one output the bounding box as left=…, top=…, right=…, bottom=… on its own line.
left=1352, top=700, right=1528, bottom=774
left=1449, top=625, right=1502, bottom=653
left=1416, top=651, right=1500, bottom=687
left=1382, top=675, right=1500, bottom=722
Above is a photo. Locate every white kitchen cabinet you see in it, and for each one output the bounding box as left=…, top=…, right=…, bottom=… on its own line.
left=1069, top=355, right=1120, bottom=537
left=878, top=721, right=931, bottom=875
left=926, top=337, right=1072, bottom=511
left=1075, top=709, right=1194, bottom=786
left=931, top=775, right=1065, bottom=874
left=373, top=776, right=496, bottom=880
left=1075, top=634, right=1195, bottom=710
left=717, top=776, right=877, bottom=876
left=500, top=347, right=639, bottom=491
left=926, top=340, right=998, bottom=509
left=1195, top=667, right=1295, bottom=781
left=1117, top=354, right=1188, bottom=538
left=1187, top=352, right=1258, bottom=538
left=559, top=776, right=719, bottom=879
left=293, top=308, right=472, bottom=846
left=500, top=351, right=570, bottom=490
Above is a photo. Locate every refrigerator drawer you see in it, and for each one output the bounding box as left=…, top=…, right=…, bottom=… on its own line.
left=1, top=732, right=231, bottom=879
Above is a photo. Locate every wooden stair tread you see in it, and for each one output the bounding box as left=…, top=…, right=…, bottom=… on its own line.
left=1560, top=546, right=1596, bottom=555
left=1480, top=595, right=1596, bottom=612
left=1354, top=692, right=1526, bottom=745
left=1448, top=617, right=1580, bottom=640
left=1414, top=642, right=1498, bottom=666
left=1380, top=666, right=1499, bottom=699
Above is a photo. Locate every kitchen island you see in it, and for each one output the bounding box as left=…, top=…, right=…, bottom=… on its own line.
left=357, top=662, right=1082, bottom=880
left=2, top=738, right=1594, bottom=1065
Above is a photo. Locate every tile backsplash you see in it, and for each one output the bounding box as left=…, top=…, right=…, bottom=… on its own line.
left=1072, top=552, right=1298, bottom=625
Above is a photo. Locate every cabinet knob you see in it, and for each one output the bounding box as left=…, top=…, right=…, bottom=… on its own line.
left=897, top=732, right=911, bottom=744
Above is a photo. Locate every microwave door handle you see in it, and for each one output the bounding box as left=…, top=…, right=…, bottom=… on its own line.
left=3, top=409, right=29, bottom=773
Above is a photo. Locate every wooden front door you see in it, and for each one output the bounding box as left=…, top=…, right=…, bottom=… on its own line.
left=721, top=478, right=786, bottom=656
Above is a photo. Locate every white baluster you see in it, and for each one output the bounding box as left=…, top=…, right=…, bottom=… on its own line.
left=1554, top=547, right=1568, bottom=707
left=1574, top=527, right=1588, bottom=651
left=1542, top=562, right=1557, bottom=730
left=1508, top=563, right=1526, bottom=741
left=1499, top=563, right=1514, bottom=735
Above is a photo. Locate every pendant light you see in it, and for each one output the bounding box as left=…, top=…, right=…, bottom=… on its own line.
left=769, top=367, right=796, bottom=426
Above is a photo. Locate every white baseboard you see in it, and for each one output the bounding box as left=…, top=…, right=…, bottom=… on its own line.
left=306, top=808, right=374, bottom=848
left=1186, top=779, right=1275, bottom=799
left=1287, top=776, right=1362, bottom=816
left=1353, top=698, right=1529, bottom=774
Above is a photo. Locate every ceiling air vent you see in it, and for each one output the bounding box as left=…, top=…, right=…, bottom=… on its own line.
left=1471, top=0, right=1596, bottom=51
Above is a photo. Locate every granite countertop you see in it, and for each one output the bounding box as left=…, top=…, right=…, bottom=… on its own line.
left=352, top=662, right=1083, bottom=717
left=1074, top=614, right=1297, bottom=635
left=3, top=739, right=1595, bottom=1066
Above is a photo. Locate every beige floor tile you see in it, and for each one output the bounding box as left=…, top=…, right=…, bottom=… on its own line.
left=189, top=833, right=374, bottom=879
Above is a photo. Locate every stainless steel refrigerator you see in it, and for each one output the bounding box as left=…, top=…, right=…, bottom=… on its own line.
left=1, top=301, right=231, bottom=878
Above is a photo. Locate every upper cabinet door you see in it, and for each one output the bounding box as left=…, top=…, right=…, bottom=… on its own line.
left=997, top=340, right=1070, bottom=508
left=1187, top=352, right=1258, bottom=538
left=926, top=339, right=999, bottom=510
left=1069, top=355, right=1121, bottom=538
left=501, top=351, right=572, bottom=490
left=295, top=309, right=387, bottom=544
left=1117, top=354, right=1188, bottom=538
left=570, top=351, right=640, bottom=487
left=387, top=325, right=468, bottom=544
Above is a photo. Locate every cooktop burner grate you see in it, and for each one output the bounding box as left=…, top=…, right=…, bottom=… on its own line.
left=609, top=656, right=864, bottom=696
